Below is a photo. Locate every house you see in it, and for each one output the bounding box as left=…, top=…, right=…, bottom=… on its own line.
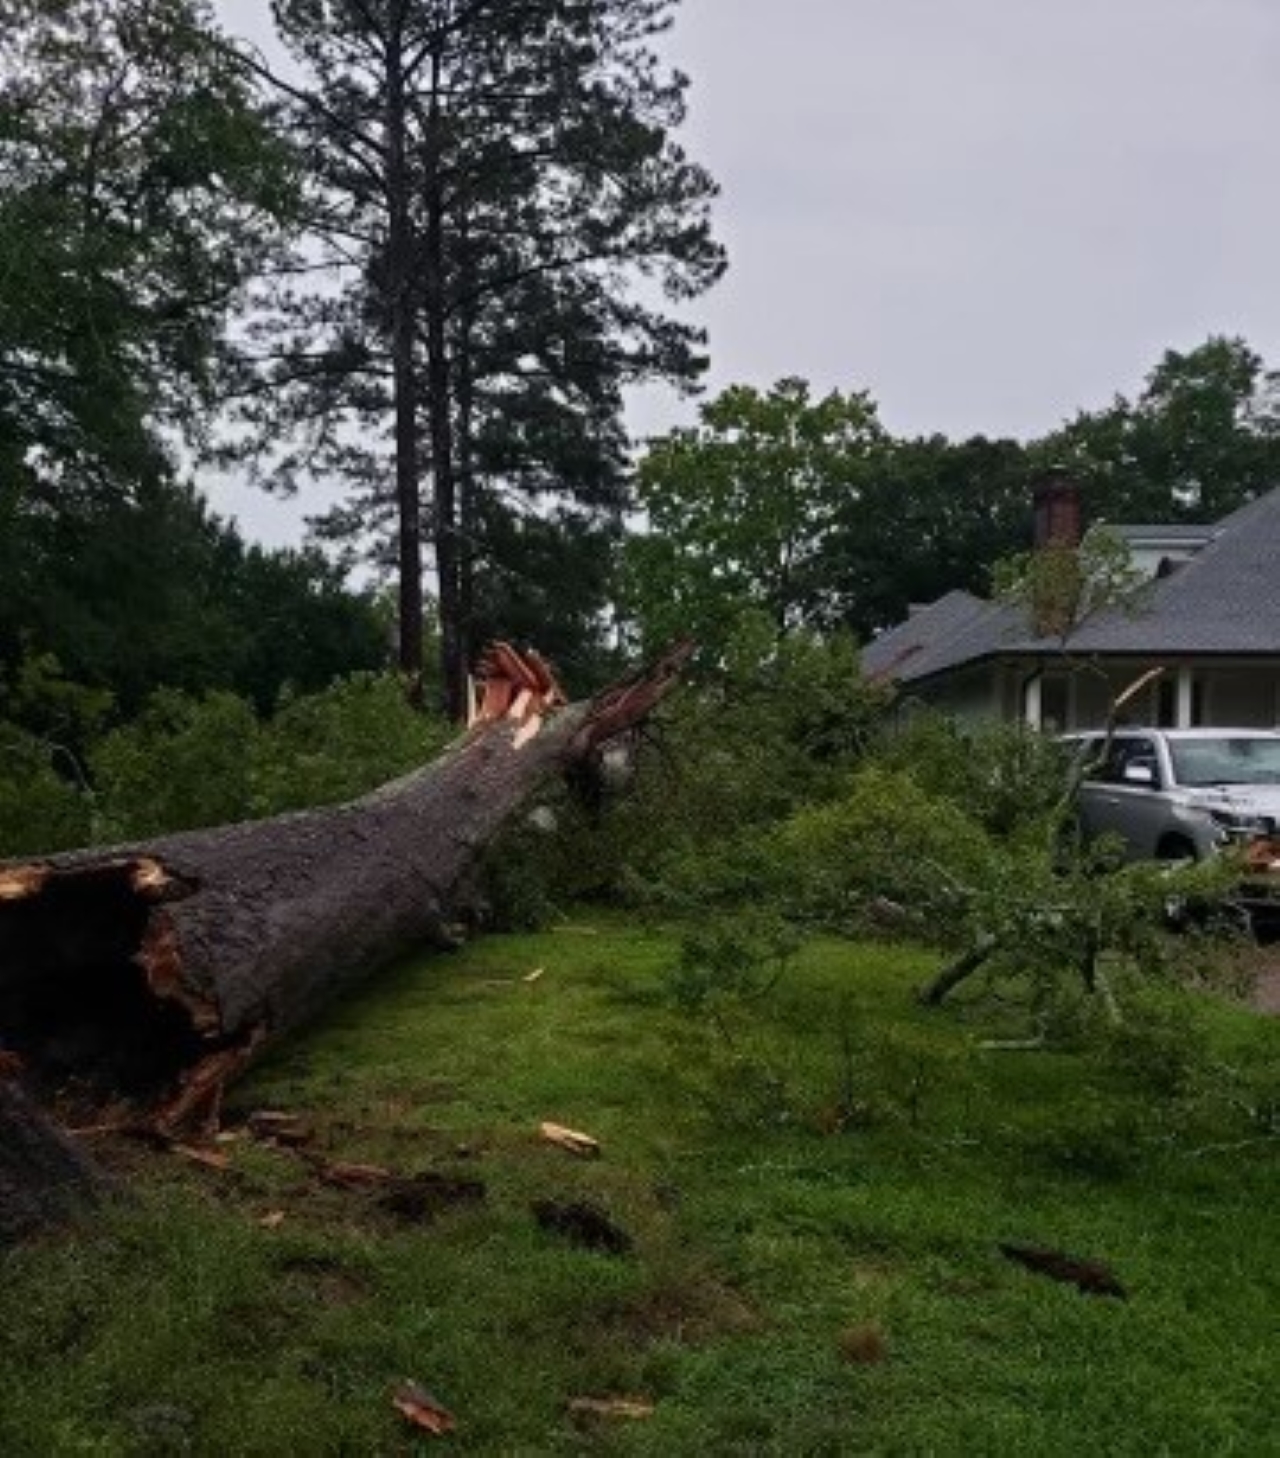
left=862, top=480, right=1280, bottom=732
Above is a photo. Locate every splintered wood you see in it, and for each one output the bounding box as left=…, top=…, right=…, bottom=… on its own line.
left=539, top=1121, right=601, bottom=1158
left=392, top=1380, right=457, bottom=1436
left=567, top=1396, right=656, bottom=1422
left=469, top=642, right=567, bottom=737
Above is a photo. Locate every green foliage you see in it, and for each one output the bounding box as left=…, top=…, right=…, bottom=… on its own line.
left=251, top=674, right=449, bottom=817
left=92, top=689, right=263, bottom=840
left=0, top=475, right=387, bottom=720
left=1101, top=992, right=1214, bottom=1100
left=254, top=0, right=723, bottom=704
left=771, top=766, right=997, bottom=934
left=0, top=672, right=449, bottom=853
left=0, top=649, right=113, bottom=750
left=829, top=432, right=1032, bottom=638
left=1037, top=335, right=1280, bottom=522
left=875, top=714, right=1072, bottom=837
left=0, top=722, right=93, bottom=854
left=666, top=912, right=801, bottom=1013
left=992, top=523, right=1147, bottom=639
left=628, top=379, right=884, bottom=660
left=586, top=629, right=890, bottom=912
left=0, top=0, right=295, bottom=500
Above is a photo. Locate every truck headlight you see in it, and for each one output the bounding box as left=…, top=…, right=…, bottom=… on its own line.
left=1209, top=809, right=1270, bottom=841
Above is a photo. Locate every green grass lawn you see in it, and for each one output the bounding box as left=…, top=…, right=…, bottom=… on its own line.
left=3, top=916, right=1279, bottom=1455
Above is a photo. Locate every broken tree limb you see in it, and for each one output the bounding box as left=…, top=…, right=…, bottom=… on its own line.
left=0, top=643, right=694, bottom=1161
left=918, top=934, right=999, bottom=1007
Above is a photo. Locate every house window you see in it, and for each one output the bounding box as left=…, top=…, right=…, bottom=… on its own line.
left=1040, top=674, right=1069, bottom=731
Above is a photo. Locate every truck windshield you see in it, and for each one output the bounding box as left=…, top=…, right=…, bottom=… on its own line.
left=1169, top=736, right=1280, bottom=787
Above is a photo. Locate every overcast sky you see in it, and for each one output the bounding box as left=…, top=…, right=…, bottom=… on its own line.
left=212, top=0, right=1280, bottom=544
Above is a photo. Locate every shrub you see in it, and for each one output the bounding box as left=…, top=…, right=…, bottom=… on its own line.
left=0, top=724, right=93, bottom=855
left=92, top=690, right=262, bottom=839
left=252, top=673, right=449, bottom=815
left=874, top=713, right=1072, bottom=838
left=770, top=766, right=997, bottom=934
left=665, top=912, right=801, bottom=1013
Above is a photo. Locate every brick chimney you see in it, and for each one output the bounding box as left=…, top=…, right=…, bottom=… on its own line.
left=1032, top=469, right=1083, bottom=549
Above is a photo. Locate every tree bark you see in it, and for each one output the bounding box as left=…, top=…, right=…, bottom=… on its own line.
left=0, top=1070, right=110, bottom=1247
left=0, top=644, right=692, bottom=1143
left=385, top=9, right=426, bottom=706
left=424, top=45, right=466, bottom=721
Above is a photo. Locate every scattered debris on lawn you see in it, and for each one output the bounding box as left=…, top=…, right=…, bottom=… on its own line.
left=316, top=1160, right=394, bottom=1190
left=246, top=1110, right=314, bottom=1147
left=523, top=967, right=546, bottom=984
left=532, top=1198, right=632, bottom=1255
left=377, top=1172, right=487, bottom=1225
left=539, top=1121, right=601, bottom=1158
left=171, top=1143, right=231, bottom=1173
left=567, top=1396, right=656, bottom=1423
left=392, top=1380, right=457, bottom=1437
left=838, top=1322, right=889, bottom=1366
left=257, top=1210, right=287, bottom=1229
left=999, top=1243, right=1128, bottom=1299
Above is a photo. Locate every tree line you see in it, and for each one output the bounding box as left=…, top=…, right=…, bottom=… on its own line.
left=629, top=338, right=1280, bottom=665
left=4, top=0, right=1280, bottom=745
left=1, top=0, right=722, bottom=723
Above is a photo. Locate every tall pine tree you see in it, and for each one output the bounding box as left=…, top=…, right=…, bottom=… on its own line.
left=232, top=0, right=722, bottom=713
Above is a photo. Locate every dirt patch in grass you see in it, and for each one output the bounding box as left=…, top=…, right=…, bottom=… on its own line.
left=377, top=1171, right=487, bottom=1225
left=591, top=1275, right=766, bottom=1348
left=275, top=1253, right=372, bottom=1308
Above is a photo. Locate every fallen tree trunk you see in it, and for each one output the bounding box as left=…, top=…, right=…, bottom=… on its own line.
left=0, top=643, right=691, bottom=1148
left=0, top=1063, right=111, bottom=1246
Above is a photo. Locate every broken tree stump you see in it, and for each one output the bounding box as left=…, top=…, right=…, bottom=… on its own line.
left=0, top=643, right=692, bottom=1164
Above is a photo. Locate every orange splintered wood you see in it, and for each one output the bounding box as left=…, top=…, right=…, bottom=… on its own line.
left=137, top=912, right=221, bottom=1035
left=392, top=1381, right=457, bottom=1436
left=0, top=865, right=47, bottom=902
left=512, top=713, right=544, bottom=749
left=471, top=641, right=569, bottom=728
left=172, top=1144, right=232, bottom=1172
left=129, top=851, right=175, bottom=898
left=153, top=1027, right=265, bottom=1140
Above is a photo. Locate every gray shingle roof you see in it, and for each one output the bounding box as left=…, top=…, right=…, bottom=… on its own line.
left=864, top=486, right=1280, bottom=686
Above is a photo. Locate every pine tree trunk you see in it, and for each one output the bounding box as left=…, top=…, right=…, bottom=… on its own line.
left=386, top=14, right=426, bottom=706
left=424, top=51, right=465, bottom=722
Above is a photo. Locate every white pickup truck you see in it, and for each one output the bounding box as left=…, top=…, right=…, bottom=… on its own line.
left=1069, top=728, right=1280, bottom=864
left=1066, top=728, right=1280, bottom=929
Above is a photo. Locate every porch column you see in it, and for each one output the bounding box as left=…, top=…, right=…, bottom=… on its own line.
left=1023, top=673, right=1043, bottom=729
left=1175, top=666, right=1194, bottom=728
